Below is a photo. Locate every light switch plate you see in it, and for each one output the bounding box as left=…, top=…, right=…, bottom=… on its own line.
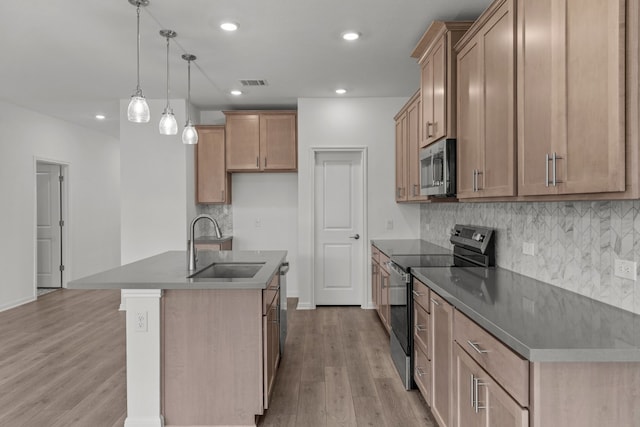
left=614, top=259, right=637, bottom=281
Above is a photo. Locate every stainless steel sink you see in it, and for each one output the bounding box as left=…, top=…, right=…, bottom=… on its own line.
left=188, top=262, right=265, bottom=279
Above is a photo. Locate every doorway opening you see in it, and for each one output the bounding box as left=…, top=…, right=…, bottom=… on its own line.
left=311, top=147, right=368, bottom=307
left=36, top=161, right=67, bottom=295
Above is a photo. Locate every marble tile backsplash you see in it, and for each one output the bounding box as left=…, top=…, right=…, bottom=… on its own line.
left=420, top=201, right=640, bottom=315
left=194, top=204, right=233, bottom=237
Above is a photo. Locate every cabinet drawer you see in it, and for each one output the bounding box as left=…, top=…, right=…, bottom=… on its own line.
left=453, top=310, right=529, bottom=407
left=413, top=302, right=429, bottom=356
left=412, top=278, right=430, bottom=312
left=414, top=345, right=432, bottom=405
left=371, top=245, right=380, bottom=264
left=262, top=274, right=279, bottom=314
left=379, top=253, right=390, bottom=274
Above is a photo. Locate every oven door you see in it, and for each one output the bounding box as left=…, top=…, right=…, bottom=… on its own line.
left=388, top=261, right=412, bottom=389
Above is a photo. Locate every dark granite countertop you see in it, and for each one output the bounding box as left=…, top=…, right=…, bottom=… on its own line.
left=371, top=239, right=451, bottom=257
left=411, top=266, right=640, bottom=362
left=68, top=250, right=287, bottom=290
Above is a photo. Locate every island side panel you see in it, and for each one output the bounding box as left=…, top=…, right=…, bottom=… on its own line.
left=530, top=362, right=640, bottom=427
left=162, top=289, right=263, bottom=426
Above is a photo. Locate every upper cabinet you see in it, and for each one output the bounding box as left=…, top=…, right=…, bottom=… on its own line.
left=395, top=91, right=427, bottom=202
left=412, top=21, right=473, bottom=148
left=456, top=0, right=516, bottom=199
left=224, top=111, right=297, bottom=172
left=196, top=125, right=232, bottom=204
left=517, top=0, right=626, bottom=196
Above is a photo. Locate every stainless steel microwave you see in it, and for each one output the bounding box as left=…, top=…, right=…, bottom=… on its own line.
left=420, top=138, right=456, bottom=197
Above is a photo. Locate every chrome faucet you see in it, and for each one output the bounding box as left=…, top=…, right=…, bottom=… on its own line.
left=188, top=214, right=223, bottom=271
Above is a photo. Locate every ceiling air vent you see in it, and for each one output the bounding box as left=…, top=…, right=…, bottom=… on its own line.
left=240, top=79, right=269, bottom=87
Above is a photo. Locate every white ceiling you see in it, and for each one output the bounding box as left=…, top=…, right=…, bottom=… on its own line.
left=0, top=0, right=492, bottom=137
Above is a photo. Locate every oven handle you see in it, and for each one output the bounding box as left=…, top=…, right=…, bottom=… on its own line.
left=388, top=261, right=410, bottom=284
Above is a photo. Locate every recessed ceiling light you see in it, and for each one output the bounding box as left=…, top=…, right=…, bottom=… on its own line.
left=230, top=90, right=242, bottom=96
left=95, top=114, right=106, bottom=120
left=342, top=31, right=360, bottom=41
left=220, top=22, right=238, bottom=31
left=335, top=88, right=347, bottom=95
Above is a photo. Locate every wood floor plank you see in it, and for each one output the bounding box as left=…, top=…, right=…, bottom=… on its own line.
left=325, top=366, right=358, bottom=427
left=296, top=381, right=327, bottom=427
left=353, top=396, right=389, bottom=427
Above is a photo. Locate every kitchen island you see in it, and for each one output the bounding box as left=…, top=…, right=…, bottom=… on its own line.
left=69, top=250, right=287, bottom=427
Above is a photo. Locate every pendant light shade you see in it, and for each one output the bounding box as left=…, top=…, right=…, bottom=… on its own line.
left=127, top=0, right=150, bottom=123
left=159, top=29, right=178, bottom=135
left=181, top=54, right=198, bottom=145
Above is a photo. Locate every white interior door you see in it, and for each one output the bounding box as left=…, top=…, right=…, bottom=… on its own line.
left=314, top=151, right=364, bottom=305
left=36, top=163, right=62, bottom=288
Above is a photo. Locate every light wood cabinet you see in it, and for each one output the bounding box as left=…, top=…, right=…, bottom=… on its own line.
left=224, top=111, right=297, bottom=172
left=517, top=0, right=625, bottom=196
left=371, top=245, right=381, bottom=310
left=379, top=253, right=391, bottom=333
left=263, top=276, right=280, bottom=408
left=453, top=344, right=529, bottom=427
left=412, top=21, right=473, bottom=148
left=456, top=0, right=516, bottom=199
left=195, top=125, right=232, bottom=204
left=430, top=290, right=453, bottom=427
left=395, top=91, right=427, bottom=202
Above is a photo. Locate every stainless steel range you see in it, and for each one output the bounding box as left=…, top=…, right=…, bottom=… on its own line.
left=388, top=224, right=495, bottom=390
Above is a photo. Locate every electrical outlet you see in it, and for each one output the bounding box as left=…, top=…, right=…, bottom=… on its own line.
left=522, top=297, right=535, bottom=314
left=522, top=241, right=536, bottom=256
left=386, top=219, right=394, bottom=230
left=135, top=311, right=148, bottom=332
left=254, top=219, right=261, bottom=228
left=614, top=259, right=637, bottom=281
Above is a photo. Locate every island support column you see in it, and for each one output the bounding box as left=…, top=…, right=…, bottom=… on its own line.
left=122, top=289, right=164, bottom=427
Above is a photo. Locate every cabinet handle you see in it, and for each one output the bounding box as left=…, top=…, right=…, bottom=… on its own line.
left=430, top=297, right=440, bottom=306
left=413, top=184, right=419, bottom=197
left=470, top=374, right=475, bottom=408
left=265, top=157, right=268, bottom=168
left=472, top=169, right=477, bottom=192
left=467, top=340, right=489, bottom=354
left=476, top=170, right=483, bottom=191
left=545, top=153, right=550, bottom=187
left=411, top=290, right=423, bottom=297
left=221, top=190, right=225, bottom=201
left=415, top=366, right=427, bottom=377
left=473, top=376, right=487, bottom=412
left=256, top=156, right=259, bottom=168
left=415, top=324, right=427, bottom=332
left=552, top=152, right=563, bottom=186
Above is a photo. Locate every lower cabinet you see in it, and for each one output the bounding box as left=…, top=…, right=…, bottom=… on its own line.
left=378, top=254, right=391, bottom=333
left=263, top=285, right=280, bottom=409
left=453, top=344, right=528, bottom=427
left=430, top=291, right=453, bottom=427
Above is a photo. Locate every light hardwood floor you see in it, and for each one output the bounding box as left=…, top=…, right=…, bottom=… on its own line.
left=0, top=290, right=436, bottom=427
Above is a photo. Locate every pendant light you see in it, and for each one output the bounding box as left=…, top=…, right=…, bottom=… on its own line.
left=181, top=54, right=198, bottom=145
left=127, top=0, right=150, bottom=123
left=159, top=29, right=178, bottom=135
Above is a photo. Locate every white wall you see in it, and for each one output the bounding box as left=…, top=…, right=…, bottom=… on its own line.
left=0, top=100, right=121, bottom=311
left=297, top=97, right=421, bottom=309
left=231, top=173, right=299, bottom=295
left=120, top=98, right=193, bottom=263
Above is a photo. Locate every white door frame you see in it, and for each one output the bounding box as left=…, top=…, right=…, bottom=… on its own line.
left=308, top=147, right=368, bottom=309
left=34, top=157, right=70, bottom=292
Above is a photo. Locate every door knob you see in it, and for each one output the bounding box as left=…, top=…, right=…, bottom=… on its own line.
left=350, top=234, right=360, bottom=240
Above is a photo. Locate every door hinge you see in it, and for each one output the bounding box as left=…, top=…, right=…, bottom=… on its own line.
left=59, top=220, right=64, bottom=227
left=59, top=265, right=65, bottom=272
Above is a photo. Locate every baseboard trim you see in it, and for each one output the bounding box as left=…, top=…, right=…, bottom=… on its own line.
left=296, top=301, right=315, bottom=310
left=0, top=295, right=36, bottom=313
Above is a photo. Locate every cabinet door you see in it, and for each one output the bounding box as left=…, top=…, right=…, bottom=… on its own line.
left=518, top=0, right=625, bottom=196
left=456, top=38, right=482, bottom=199
left=431, top=291, right=453, bottom=427
left=431, top=36, right=447, bottom=142
left=371, top=259, right=379, bottom=309
left=395, top=113, right=408, bottom=202
left=196, top=126, right=231, bottom=204
left=479, top=0, right=516, bottom=197
left=453, top=344, right=528, bottom=427
left=407, top=98, right=427, bottom=201
left=421, top=55, right=435, bottom=147
left=379, top=268, right=391, bottom=332
left=225, top=114, right=260, bottom=171
left=260, top=113, right=297, bottom=171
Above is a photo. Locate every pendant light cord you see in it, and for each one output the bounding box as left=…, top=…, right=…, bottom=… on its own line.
left=165, top=36, right=170, bottom=109
left=136, top=5, right=141, bottom=94
left=186, top=59, right=191, bottom=123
